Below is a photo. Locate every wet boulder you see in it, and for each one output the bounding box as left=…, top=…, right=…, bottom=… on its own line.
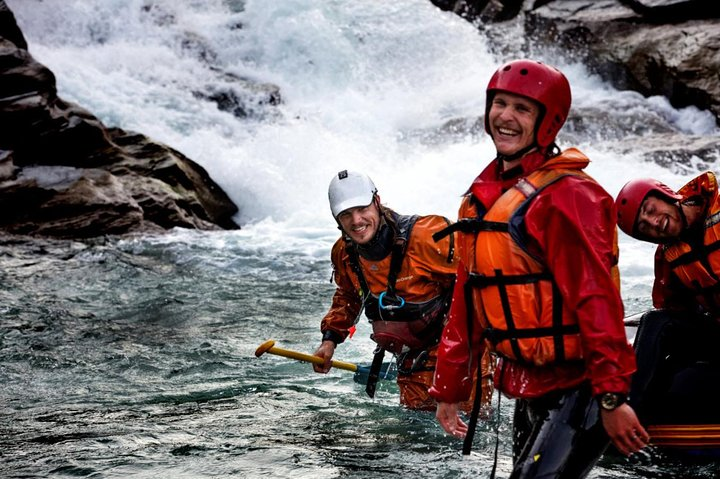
left=0, top=1, right=240, bottom=238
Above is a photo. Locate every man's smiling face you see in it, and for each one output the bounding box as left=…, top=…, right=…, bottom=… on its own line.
left=488, top=91, right=540, bottom=156
left=636, top=195, right=683, bottom=240
left=337, top=201, right=381, bottom=245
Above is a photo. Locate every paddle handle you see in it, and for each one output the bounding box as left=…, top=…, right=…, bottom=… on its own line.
left=255, top=340, right=358, bottom=372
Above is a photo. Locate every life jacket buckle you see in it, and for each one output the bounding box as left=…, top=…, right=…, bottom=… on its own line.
left=482, top=327, right=505, bottom=344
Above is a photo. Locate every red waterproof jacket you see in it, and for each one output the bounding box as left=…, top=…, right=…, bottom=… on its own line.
left=429, top=148, right=636, bottom=402
left=652, top=171, right=720, bottom=315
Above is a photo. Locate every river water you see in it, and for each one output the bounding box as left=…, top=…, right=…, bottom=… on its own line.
left=2, top=0, right=720, bottom=477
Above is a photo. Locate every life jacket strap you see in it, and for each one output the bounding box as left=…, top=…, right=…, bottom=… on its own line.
left=365, top=347, right=386, bottom=398
left=396, top=349, right=433, bottom=375
left=346, top=244, right=371, bottom=299
left=666, top=238, right=720, bottom=315
left=467, top=269, right=573, bottom=363
left=441, top=216, right=455, bottom=264
left=385, top=217, right=417, bottom=298
left=667, top=238, right=720, bottom=268
left=466, top=271, right=552, bottom=287
left=432, top=218, right=508, bottom=242
left=483, top=324, right=580, bottom=343
left=462, top=354, right=486, bottom=456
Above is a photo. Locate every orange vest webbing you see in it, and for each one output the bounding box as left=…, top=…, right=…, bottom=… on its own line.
left=471, top=171, right=592, bottom=365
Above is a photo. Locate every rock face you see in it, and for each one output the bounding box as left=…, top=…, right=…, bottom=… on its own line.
left=0, top=2, right=240, bottom=238
left=447, top=0, right=720, bottom=126
left=525, top=0, right=720, bottom=126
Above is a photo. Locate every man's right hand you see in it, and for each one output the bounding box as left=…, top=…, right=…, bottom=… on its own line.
left=312, top=340, right=336, bottom=373
left=600, top=403, right=650, bottom=456
left=436, top=401, right=468, bottom=439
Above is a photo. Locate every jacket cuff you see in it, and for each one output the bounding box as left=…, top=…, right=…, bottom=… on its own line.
left=322, top=330, right=344, bottom=345
left=428, top=364, right=474, bottom=403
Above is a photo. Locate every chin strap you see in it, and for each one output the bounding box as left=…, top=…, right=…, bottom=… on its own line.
left=677, top=200, right=689, bottom=230
left=495, top=142, right=538, bottom=164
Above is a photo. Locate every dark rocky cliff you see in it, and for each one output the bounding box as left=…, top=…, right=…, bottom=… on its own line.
left=0, top=1, right=241, bottom=238
left=438, top=0, right=720, bottom=125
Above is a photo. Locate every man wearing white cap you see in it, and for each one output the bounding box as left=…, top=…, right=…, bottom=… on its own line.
left=314, top=169, right=493, bottom=411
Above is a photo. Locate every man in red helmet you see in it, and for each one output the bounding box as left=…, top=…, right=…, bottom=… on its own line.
left=429, top=59, right=648, bottom=476
left=616, top=173, right=720, bottom=311
left=615, top=173, right=720, bottom=426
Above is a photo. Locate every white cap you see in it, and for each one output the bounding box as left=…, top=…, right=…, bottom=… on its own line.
left=328, top=170, right=377, bottom=218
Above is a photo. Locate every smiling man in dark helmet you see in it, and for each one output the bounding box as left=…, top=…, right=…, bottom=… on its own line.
left=429, top=59, right=648, bottom=477
left=313, top=169, right=494, bottom=412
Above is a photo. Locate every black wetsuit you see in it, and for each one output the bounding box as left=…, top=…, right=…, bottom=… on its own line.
left=511, top=385, right=610, bottom=478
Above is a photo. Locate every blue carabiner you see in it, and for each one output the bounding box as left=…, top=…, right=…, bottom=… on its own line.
left=379, top=291, right=405, bottom=310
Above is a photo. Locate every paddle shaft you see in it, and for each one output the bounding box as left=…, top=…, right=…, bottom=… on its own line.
left=262, top=343, right=358, bottom=372
left=624, top=310, right=650, bottom=327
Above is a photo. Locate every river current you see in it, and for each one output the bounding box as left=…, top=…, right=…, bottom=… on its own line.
left=2, top=0, right=720, bottom=477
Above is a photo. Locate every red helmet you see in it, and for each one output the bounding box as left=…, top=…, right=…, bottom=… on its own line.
left=485, top=59, right=571, bottom=147
left=615, top=178, right=682, bottom=238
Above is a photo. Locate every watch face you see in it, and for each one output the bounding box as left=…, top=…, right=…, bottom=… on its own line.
left=601, top=393, right=619, bottom=410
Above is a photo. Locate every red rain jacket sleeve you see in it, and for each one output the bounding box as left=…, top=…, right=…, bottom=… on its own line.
left=429, top=196, right=488, bottom=404
left=524, top=176, right=636, bottom=396
left=428, top=260, right=477, bottom=403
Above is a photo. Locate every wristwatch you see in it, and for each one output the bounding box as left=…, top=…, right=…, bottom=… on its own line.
left=598, top=392, right=626, bottom=411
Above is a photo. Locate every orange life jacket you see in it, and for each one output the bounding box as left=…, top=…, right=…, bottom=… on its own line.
left=469, top=151, right=620, bottom=366
left=661, top=172, right=720, bottom=316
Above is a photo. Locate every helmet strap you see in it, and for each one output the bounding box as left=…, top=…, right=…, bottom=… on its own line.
left=677, top=200, right=689, bottom=231
left=495, top=142, right=538, bottom=164
left=545, top=142, right=561, bottom=158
